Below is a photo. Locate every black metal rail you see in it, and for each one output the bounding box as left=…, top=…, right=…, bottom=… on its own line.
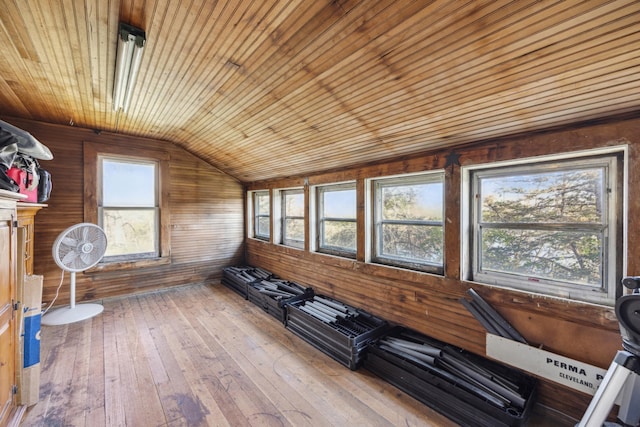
left=460, top=288, right=528, bottom=344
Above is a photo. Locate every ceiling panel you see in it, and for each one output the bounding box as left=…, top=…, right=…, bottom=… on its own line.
left=0, top=0, right=638, bottom=182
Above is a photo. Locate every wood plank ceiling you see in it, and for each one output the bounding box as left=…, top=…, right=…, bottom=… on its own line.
left=0, top=0, right=638, bottom=182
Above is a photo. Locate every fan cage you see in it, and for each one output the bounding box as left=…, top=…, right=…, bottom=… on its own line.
left=52, top=223, right=108, bottom=272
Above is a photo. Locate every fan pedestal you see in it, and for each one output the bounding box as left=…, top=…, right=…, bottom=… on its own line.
left=41, top=303, right=104, bottom=326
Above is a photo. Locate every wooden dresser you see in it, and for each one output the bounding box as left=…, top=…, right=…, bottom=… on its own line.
left=16, top=203, right=46, bottom=276
left=0, top=190, right=25, bottom=427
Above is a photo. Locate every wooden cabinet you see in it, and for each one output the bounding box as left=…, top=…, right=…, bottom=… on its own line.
left=0, top=190, right=24, bottom=427
left=16, top=204, right=46, bottom=276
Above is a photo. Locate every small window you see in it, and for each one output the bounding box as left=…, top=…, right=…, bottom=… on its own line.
left=99, top=157, right=158, bottom=261
left=317, top=183, right=356, bottom=257
left=471, top=155, right=620, bottom=304
left=372, top=173, right=444, bottom=273
left=282, top=189, right=304, bottom=249
left=253, top=191, right=270, bottom=240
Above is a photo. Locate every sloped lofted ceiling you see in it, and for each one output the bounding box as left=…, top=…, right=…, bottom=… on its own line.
left=0, top=0, right=638, bottom=182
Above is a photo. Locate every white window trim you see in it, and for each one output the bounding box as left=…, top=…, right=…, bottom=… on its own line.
left=461, top=146, right=628, bottom=305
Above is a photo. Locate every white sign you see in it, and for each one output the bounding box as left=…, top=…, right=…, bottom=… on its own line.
left=486, top=334, right=609, bottom=396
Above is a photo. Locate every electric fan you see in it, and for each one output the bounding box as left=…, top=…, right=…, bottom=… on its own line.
left=41, top=223, right=108, bottom=326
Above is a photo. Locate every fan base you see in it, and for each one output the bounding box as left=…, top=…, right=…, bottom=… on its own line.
left=41, top=303, right=104, bottom=326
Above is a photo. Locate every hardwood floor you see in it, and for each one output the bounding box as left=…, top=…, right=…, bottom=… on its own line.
left=21, top=283, right=570, bottom=427
left=22, top=283, right=458, bottom=426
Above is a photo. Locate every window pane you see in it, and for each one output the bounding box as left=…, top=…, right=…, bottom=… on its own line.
left=323, top=220, right=356, bottom=251
left=284, top=218, right=304, bottom=242
left=381, top=182, right=443, bottom=221
left=103, top=159, right=155, bottom=207
left=381, top=223, right=443, bottom=264
left=323, top=189, right=356, bottom=218
left=481, top=228, right=602, bottom=286
left=257, top=217, right=270, bottom=236
left=254, top=191, right=270, bottom=239
left=284, top=192, right=304, bottom=216
left=256, top=193, right=270, bottom=215
left=480, top=168, right=604, bottom=223
left=103, top=208, right=157, bottom=257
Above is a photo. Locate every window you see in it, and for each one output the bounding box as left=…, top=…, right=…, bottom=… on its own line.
left=317, top=183, right=356, bottom=257
left=372, top=173, right=444, bottom=273
left=282, top=189, right=304, bottom=249
left=84, top=142, right=170, bottom=270
left=253, top=191, right=270, bottom=240
left=470, top=154, right=621, bottom=305
left=100, top=157, right=158, bottom=261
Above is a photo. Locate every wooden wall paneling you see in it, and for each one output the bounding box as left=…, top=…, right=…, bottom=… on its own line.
left=444, top=158, right=461, bottom=280
left=6, top=118, right=245, bottom=306
left=245, top=117, right=640, bottom=421
left=627, top=139, right=640, bottom=275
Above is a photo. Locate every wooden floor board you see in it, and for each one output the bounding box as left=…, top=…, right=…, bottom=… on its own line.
left=137, top=292, right=208, bottom=426
left=85, top=313, right=106, bottom=427
left=23, top=283, right=557, bottom=426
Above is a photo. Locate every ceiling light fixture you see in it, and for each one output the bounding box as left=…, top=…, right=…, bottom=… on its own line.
left=113, top=22, right=146, bottom=112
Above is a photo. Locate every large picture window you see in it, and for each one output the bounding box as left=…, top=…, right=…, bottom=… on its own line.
left=372, top=173, right=444, bottom=273
left=317, top=183, right=356, bottom=257
left=253, top=191, right=270, bottom=240
left=470, top=154, right=621, bottom=304
left=282, top=189, right=304, bottom=249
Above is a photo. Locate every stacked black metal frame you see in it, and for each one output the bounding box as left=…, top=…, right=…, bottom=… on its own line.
left=364, top=326, right=536, bottom=427
left=285, top=295, right=389, bottom=370
left=247, top=278, right=314, bottom=323
left=221, top=265, right=272, bottom=299
left=220, top=265, right=538, bottom=425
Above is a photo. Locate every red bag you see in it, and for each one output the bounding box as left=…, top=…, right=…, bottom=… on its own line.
left=7, top=166, right=37, bottom=202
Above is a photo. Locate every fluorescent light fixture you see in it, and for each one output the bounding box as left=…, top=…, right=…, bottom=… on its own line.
left=113, top=23, right=145, bottom=112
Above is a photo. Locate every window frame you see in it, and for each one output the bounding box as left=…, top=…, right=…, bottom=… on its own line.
left=281, top=188, right=305, bottom=249
left=99, top=156, right=160, bottom=262
left=371, top=172, right=445, bottom=274
left=252, top=190, right=270, bottom=241
left=316, top=182, right=357, bottom=258
left=84, top=141, right=170, bottom=271
left=465, top=151, right=624, bottom=305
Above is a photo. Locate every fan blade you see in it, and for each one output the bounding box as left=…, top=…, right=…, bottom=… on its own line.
left=61, top=236, right=78, bottom=247
left=87, top=232, right=101, bottom=244
left=80, top=252, right=93, bottom=266
left=96, top=236, right=108, bottom=250
left=88, top=233, right=107, bottom=250
left=82, top=226, right=89, bottom=243
left=61, top=249, right=79, bottom=266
